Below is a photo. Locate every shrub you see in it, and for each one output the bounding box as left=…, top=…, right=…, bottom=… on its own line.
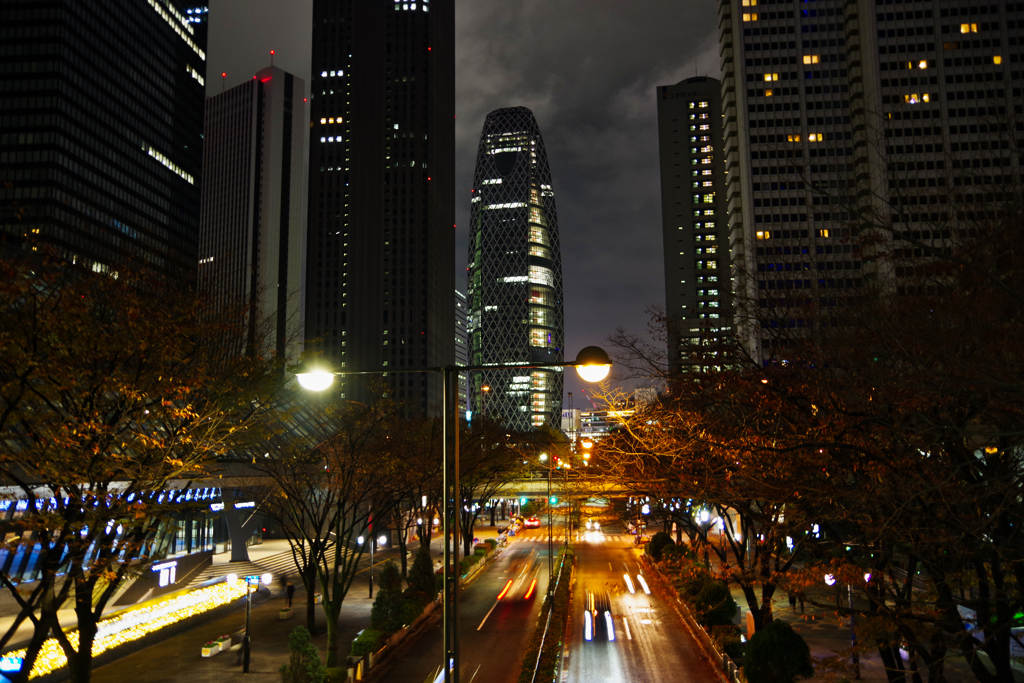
left=676, top=563, right=713, bottom=599
left=279, top=626, right=326, bottom=683
left=370, top=560, right=404, bottom=633
left=710, top=625, right=746, bottom=662
left=324, top=668, right=347, bottom=683
left=407, top=544, right=436, bottom=598
left=459, top=553, right=481, bottom=575
left=646, top=531, right=676, bottom=561
left=693, top=580, right=738, bottom=627
left=743, top=619, right=814, bottom=683
left=350, top=629, right=384, bottom=658
left=484, top=538, right=497, bottom=551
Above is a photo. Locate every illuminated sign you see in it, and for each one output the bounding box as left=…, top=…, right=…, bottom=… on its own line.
left=151, top=561, right=177, bottom=587
left=1, top=656, right=23, bottom=672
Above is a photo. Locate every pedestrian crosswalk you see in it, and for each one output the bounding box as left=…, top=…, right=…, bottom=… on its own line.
left=512, top=533, right=636, bottom=545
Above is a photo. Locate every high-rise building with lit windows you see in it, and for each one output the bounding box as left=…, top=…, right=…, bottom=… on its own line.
left=717, top=0, right=1023, bottom=363
left=467, top=107, right=564, bottom=432
left=304, top=0, right=455, bottom=414
left=0, top=0, right=209, bottom=278
left=657, top=77, right=731, bottom=374
left=199, top=65, right=307, bottom=364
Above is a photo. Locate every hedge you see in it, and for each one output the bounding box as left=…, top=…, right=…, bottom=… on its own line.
left=516, top=546, right=575, bottom=683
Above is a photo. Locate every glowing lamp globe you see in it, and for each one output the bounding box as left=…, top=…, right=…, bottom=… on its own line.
left=378, top=535, right=387, bottom=546
left=573, top=346, right=612, bottom=382
left=261, top=573, right=272, bottom=586
left=291, top=358, right=336, bottom=391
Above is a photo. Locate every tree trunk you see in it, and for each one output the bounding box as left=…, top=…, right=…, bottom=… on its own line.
left=304, top=564, right=318, bottom=634
left=324, top=602, right=341, bottom=668
left=66, top=615, right=97, bottom=683
left=10, top=614, right=57, bottom=683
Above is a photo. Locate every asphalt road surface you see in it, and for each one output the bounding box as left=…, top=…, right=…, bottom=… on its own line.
left=372, top=529, right=558, bottom=683
left=564, top=525, right=721, bottom=683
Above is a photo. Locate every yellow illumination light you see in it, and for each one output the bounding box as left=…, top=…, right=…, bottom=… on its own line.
left=919, top=60, right=928, bottom=69
left=320, top=117, right=327, bottom=124
left=787, top=134, right=801, bottom=142
left=765, top=88, right=773, bottom=96
left=741, top=0, right=757, bottom=5
left=756, top=231, right=771, bottom=239
left=808, top=133, right=824, bottom=141
left=8, top=581, right=248, bottom=678
left=960, top=23, right=977, bottom=33
left=803, top=55, right=820, bottom=65
left=743, top=13, right=759, bottom=21
left=922, top=93, right=930, bottom=102
left=764, top=73, right=778, bottom=82
left=994, top=55, right=1003, bottom=64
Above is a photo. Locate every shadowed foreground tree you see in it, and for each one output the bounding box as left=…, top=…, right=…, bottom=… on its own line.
left=0, top=248, right=285, bottom=683
left=255, top=388, right=414, bottom=668
left=602, top=206, right=1024, bottom=682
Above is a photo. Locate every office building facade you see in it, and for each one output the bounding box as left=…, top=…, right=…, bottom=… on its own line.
left=657, top=77, right=731, bottom=374
left=467, top=107, right=565, bottom=432
left=304, top=0, right=455, bottom=414
left=717, top=0, right=1020, bottom=362
left=0, top=0, right=208, bottom=277
left=456, top=288, right=468, bottom=413
left=199, top=65, right=307, bottom=363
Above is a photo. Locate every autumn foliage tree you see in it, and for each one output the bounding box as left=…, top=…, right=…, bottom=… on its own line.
left=601, top=202, right=1024, bottom=682
left=0, top=248, right=286, bottom=683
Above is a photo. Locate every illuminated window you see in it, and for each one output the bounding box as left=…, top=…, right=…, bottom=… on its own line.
left=701, top=157, right=712, bottom=165
left=787, top=134, right=801, bottom=142
left=743, top=13, right=759, bottom=21
left=994, top=55, right=1003, bottom=64
left=699, top=101, right=709, bottom=108
left=700, top=124, right=710, bottom=131
left=803, top=55, right=820, bottom=64
left=808, top=133, right=825, bottom=141
left=764, top=73, right=779, bottom=82
left=701, top=169, right=713, bottom=176
left=741, top=0, right=757, bottom=5
left=701, top=146, right=713, bottom=153
left=922, top=93, right=930, bottom=102
left=918, top=60, right=928, bottom=69
left=702, top=193, right=715, bottom=203
left=904, top=94, right=928, bottom=104
left=765, top=88, right=773, bottom=96
left=756, top=231, right=771, bottom=239
left=689, top=102, right=697, bottom=109
left=961, top=23, right=977, bottom=33
left=818, top=229, right=830, bottom=237
left=320, top=118, right=327, bottom=124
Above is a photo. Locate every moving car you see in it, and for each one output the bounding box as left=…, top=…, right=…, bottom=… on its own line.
left=524, top=516, right=541, bottom=529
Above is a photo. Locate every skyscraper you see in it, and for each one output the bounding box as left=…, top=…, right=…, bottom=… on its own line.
left=467, top=107, right=565, bottom=432
left=455, top=289, right=468, bottom=414
left=0, top=0, right=208, bottom=277
left=199, top=65, right=307, bottom=363
left=657, top=77, right=731, bottom=374
left=717, top=0, right=1021, bottom=362
left=304, top=0, right=455, bottom=414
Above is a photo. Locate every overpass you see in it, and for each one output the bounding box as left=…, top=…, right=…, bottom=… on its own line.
left=494, top=476, right=633, bottom=498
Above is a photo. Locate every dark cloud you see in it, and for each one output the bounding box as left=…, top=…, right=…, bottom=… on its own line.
left=206, top=0, right=720, bottom=398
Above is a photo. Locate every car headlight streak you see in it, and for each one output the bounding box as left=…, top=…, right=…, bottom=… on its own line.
left=9, top=581, right=247, bottom=678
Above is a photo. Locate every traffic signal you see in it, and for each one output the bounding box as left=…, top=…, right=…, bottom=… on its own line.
left=549, top=496, right=558, bottom=505
left=519, top=497, right=527, bottom=505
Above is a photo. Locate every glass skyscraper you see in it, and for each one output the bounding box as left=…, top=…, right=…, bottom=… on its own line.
left=0, top=0, right=208, bottom=277
left=304, top=0, right=455, bottom=414
left=467, top=107, right=564, bottom=431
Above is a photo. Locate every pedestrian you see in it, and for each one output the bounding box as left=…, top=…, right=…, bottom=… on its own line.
left=788, top=592, right=797, bottom=612
left=798, top=591, right=806, bottom=614
left=286, top=581, right=295, bottom=608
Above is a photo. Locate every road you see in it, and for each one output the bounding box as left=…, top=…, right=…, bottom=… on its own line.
left=563, top=524, right=722, bottom=683
left=373, top=528, right=559, bottom=683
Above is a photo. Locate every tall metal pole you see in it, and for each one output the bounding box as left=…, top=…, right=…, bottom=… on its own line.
left=243, top=580, right=252, bottom=672
left=369, top=529, right=374, bottom=599
left=442, top=367, right=460, bottom=683
left=547, top=461, right=553, bottom=599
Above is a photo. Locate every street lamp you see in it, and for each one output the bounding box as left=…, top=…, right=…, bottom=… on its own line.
left=290, top=345, right=612, bottom=683
left=227, top=572, right=272, bottom=673
left=825, top=573, right=860, bottom=680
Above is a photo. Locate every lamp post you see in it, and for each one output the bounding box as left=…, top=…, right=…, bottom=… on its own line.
left=540, top=452, right=553, bottom=598
left=228, top=572, right=272, bottom=673
left=292, top=346, right=611, bottom=683
left=480, top=383, right=490, bottom=420
left=825, top=573, right=861, bottom=680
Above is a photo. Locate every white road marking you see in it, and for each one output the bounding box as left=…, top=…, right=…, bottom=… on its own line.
left=477, top=599, right=500, bottom=630
left=624, top=614, right=633, bottom=640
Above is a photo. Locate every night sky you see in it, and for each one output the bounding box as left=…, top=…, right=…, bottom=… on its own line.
left=205, top=0, right=720, bottom=399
